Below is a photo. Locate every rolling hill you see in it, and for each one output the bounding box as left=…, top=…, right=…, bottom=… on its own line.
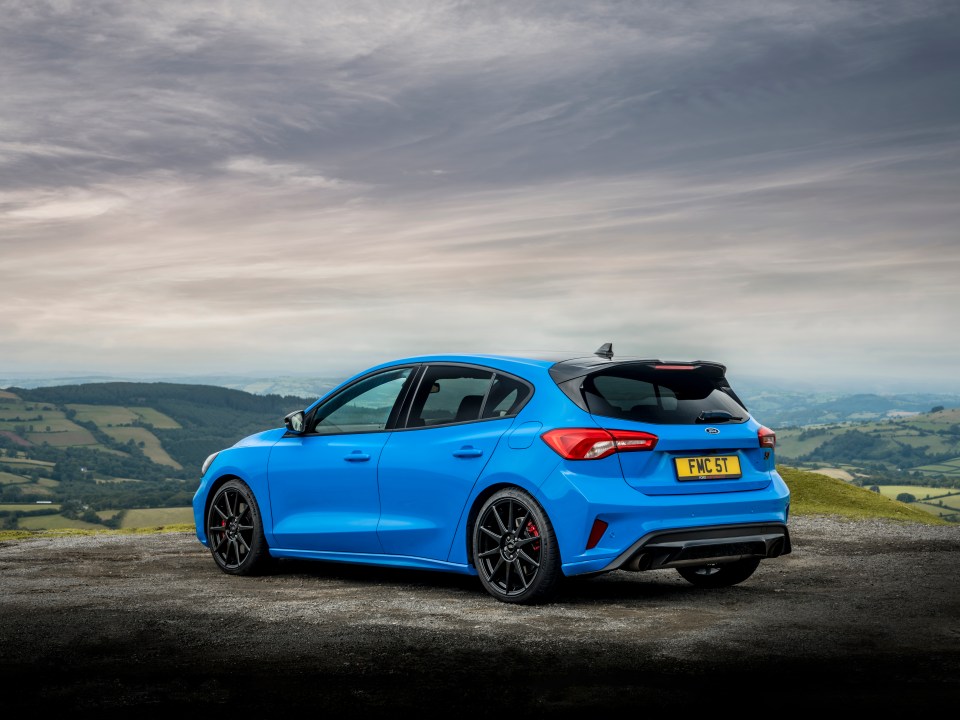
left=1, top=383, right=957, bottom=531
left=0, top=384, right=310, bottom=528
left=777, top=407, right=960, bottom=481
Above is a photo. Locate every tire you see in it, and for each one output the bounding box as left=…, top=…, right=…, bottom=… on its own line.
left=472, top=487, right=562, bottom=604
left=205, top=479, right=271, bottom=576
left=677, top=557, right=761, bottom=588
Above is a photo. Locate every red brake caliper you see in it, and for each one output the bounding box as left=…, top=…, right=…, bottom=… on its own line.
left=525, top=521, right=541, bottom=552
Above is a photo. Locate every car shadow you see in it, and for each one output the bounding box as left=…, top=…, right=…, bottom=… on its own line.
left=267, top=558, right=722, bottom=604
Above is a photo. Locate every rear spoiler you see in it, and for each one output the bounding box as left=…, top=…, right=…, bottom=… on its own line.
left=548, top=358, right=746, bottom=414
left=548, top=358, right=728, bottom=385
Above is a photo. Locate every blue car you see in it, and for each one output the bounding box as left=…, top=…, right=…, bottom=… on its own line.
left=193, top=345, right=791, bottom=603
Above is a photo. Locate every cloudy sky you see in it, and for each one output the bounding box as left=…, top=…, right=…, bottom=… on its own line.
left=1, top=0, right=958, bottom=391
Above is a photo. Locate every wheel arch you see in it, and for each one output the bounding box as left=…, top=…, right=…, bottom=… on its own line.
left=463, top=481, right=560, bottom=568
left=202, top=474, right=243, bottom=533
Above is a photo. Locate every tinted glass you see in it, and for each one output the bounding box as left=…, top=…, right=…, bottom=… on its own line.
left=480, top=374, right=532, bottom=419
left=582, top=367, right=746, bottom=425
left=312, top=367, right=412, bottom=435
left=406, top=366, right=494, bottom=427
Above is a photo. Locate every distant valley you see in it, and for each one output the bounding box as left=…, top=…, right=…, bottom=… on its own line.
left=1, top=379, right=958, bottom=530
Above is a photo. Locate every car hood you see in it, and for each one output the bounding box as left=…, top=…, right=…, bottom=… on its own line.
left=232, top=427, right=287, bottom=448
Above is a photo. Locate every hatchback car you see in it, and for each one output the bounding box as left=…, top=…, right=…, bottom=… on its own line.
left=193, top=345, right=791, bottom=603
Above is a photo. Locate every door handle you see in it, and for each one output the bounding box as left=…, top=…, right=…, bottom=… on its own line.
left=344, top=451, right=371, bottom=462
left=453, top=446, right=483, bottom=459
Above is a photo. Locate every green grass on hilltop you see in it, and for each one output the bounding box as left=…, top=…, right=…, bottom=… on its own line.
left=780, top=466, right=948, bottom=524
left=0, top=523, right=194, bottom=542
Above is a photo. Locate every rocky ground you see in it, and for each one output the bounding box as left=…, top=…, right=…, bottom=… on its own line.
left=1, top=516, right=958, bottom=711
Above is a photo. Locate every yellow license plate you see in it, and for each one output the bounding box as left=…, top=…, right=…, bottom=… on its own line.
left=674, top=455, right=741, bottom=480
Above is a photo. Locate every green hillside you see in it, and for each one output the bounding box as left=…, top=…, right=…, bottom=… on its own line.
left=0, top=383, right=311, bottom=529
left=777, top=407, right=960, bottom=486
left=780, top=466, right=946, bottom=524
left=1, top=381, right=953, bottom=533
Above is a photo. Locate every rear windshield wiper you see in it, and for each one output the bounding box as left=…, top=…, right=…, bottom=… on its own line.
left=696, top=410, right=743, bottom=423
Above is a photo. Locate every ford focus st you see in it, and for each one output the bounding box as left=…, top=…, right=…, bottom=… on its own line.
left=193, top=345, right=791, bottom=603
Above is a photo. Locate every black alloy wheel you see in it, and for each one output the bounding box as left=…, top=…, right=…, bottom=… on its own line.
left=473, top=488, right=561, bottom=604
left=206, top=479, right=270, bottom=576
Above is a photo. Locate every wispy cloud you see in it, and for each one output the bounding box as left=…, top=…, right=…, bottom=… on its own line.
left=0, top=1, right=958, bottom=389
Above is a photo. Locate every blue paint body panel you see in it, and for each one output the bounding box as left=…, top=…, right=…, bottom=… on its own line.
left=192, top=353, right=790, bottom=583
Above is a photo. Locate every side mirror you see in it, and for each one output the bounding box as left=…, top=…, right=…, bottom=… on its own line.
left=284, top=410, right=305, bottom=434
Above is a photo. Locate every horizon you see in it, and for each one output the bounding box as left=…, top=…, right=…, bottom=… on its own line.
left=2, top=366, right=959, bottom=397
left=2, top=2, right=958, bottom=390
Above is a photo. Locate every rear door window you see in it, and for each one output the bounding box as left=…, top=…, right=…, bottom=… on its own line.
left=406, top=365, right=494, bottom=427
left=403, top=366, right=533, bottom=428
left=582, top=366, right=746, bottom=424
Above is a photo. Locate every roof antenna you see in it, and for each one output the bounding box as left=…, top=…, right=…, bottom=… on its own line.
left=594, top=342, right=613, bottom=360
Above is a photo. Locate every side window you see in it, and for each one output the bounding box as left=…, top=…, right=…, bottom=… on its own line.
left=480, top=374, right=532, bottom=419
left=311, top=367, right=412, bottom=435
left=406, top=365, right=494, bottom=428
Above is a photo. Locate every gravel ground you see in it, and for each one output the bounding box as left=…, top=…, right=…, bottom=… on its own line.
left=1, top=516, right=958, bottom=711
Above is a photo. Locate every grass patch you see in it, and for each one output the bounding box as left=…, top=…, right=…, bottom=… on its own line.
left=100, top=426, right=182, bottom=469
left=0, top=457, right=55, bottom=467
left=131, top=407, right=181, bottom=429
left=18, top=515, right=103, bottom=530
left=117, top=507, right=193, bottom=528
left=0, top=415, right=77, bottom=432
left=0, top=503, right=61, bottom=511
left=66, top=404, right=140, bottom=426
left=0, top=471, right=28, bottom=484
left=12, top=507, right=194, bottom=531
left=873, top=485, right=955, bottom=501
left=25, top=429, right=98, bottom=447
left=0, top=523, right=194, bottom=542
left=779, top=466, right=948, bottom=524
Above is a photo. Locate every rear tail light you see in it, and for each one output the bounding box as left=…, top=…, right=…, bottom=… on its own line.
left=541, top=428, right=658, bottom=460
left=758, top=426, right=776, bottom=449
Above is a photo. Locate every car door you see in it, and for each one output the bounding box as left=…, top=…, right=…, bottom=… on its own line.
left=267, top=366, right=415, bottom=554
left=376, top=365, right=530, bottom=561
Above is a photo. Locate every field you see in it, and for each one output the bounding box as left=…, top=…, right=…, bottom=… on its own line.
left=777, top=407, right=960, bottom=480
left=25, top=429, right=99, bottom=446
left=17, top=515, right=104, bottom=530
left=778, top=466, right=945, bottom=524
left=0, top=457, right=55, bottom=468
left=0, top=395, right=102, bottom=448
left=0, top=395, right=184, bottom=463
left=914, top=496, right=960, bottom=521
left=0, top=503, right=61, bottom=511
left=66, top=404, right=140, bottom=426
left=100, top=427, right=182, bottom=469
left=913, top=457, right=960, bottom=480
left=113, top=507, right=194, bottom=528
left=131, top=408, right=181, bottom=429
left=3, top=506, right=193, bottom=531
left=873, top=485, right=954, bottom=501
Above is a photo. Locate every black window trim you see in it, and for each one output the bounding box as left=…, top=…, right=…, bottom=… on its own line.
left=395, top=362, right=535, bottom=432
left=297, top=364, right=422, bottom=437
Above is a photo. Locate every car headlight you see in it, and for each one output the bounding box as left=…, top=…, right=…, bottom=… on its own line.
left=201, top=451, right=221, bottom=477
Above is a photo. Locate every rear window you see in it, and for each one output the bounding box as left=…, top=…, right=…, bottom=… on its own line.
left=581, top=366, right=747, bottom=425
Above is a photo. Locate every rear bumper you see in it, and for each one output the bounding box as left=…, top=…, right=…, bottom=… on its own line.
left=602, top=522, right=791, bottom=572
